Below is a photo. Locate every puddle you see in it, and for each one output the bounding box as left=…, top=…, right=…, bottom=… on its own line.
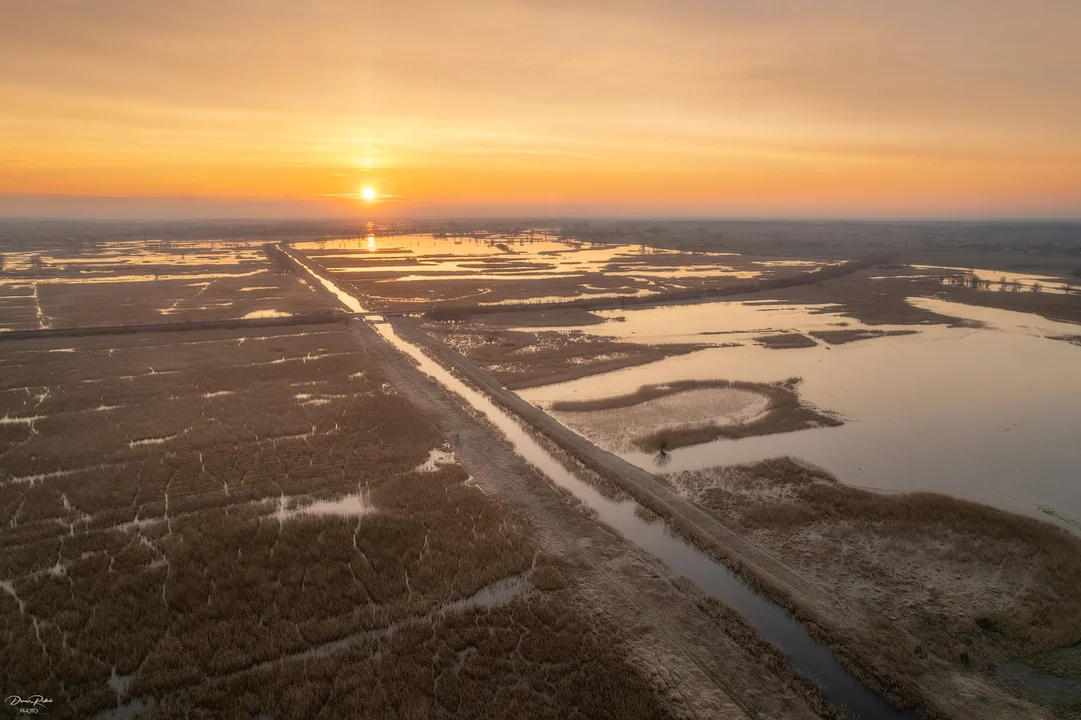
left=438, top=574, right=530, bottom=614
left=283, top=247, right=910, bottom=719
left=273, top=492, right=372, bottom=521
left=242, top=309, right=292, bottom=319
left=414, top=447, right=456, bottom=473
left=108, top=666, right=135, bottom=697
left=128, top=435, right=177, bottom=449
left=0, top=414, right=45, bottom=425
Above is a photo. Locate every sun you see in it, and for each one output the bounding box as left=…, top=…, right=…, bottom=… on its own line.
left=360, top=186, right=377, bottom=202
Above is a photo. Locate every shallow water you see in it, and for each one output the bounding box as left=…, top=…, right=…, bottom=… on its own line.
left=293, top=234, right=829, bottom=307
left=912, top=264, right=1073, bottom=293
left=285, top=248, right=911, bottom=719
left=274, top=492, right=370, bottom=521
left=519, top=298, right=1081, bottom=526
left=242, top=309, right=292, bottom=319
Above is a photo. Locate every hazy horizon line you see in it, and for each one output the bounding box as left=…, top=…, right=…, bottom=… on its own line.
left=2, top=214, right=1080, bottom=225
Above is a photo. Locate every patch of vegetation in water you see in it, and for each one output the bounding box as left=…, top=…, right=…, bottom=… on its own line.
left=753, top=332, right=818, bottom=349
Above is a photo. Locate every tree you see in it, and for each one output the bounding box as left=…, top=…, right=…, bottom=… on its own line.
left=0, top=253, right=5, bottom=273
left=1032, top=281, right=1042, bottom=293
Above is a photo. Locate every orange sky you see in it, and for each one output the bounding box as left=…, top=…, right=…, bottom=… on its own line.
left=2, top=1, right=1080, bottom=219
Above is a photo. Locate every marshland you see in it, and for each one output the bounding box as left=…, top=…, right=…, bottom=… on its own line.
left=3, top=220, right=1081, bottom=719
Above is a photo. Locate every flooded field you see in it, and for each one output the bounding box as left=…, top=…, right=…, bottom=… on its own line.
left=287, top=232, right=1081, bottom=718
left=4, top=228, right=1080, bottom=720
left=293, top=233, right=838, bottom=311
left=0, top=240, right=331, bottom=330
left=518, top=297, right=1081, bottom=527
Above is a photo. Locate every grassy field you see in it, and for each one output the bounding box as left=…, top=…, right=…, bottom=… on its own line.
left=667, top=458, right=1081, bottom=718
left=0, top=326, right=676, bottom=719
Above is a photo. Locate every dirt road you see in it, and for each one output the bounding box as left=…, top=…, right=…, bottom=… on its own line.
left=349, top=316, right=823, bottom=720
left=390, top=317, right=829, bottom=613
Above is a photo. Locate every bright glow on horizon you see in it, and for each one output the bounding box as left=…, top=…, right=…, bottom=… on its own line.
left=1, top=1, right=1080, bottom=219
left=361, top=187, right=377, bottom=202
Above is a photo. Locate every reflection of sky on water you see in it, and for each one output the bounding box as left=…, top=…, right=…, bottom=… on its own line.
left=296, top=234, right=828, bottom=305
left=519, top=298, right=1081, bottom=527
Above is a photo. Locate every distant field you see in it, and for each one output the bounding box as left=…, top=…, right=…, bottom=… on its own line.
left=295, top=233, right=830, bottom=312
left=0, top=240, right=332, bottom=331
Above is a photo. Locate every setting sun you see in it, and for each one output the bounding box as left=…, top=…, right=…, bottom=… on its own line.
left=360, top=186, right=377, bottom=202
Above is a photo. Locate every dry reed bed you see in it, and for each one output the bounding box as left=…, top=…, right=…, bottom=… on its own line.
left=422, top=322, right=705, bottom=390
left=0, top=324, right=675, bottom=719
left=669, top=458, right=1081, bottom=718
left=550, top=379, right=842, bottom=452
left=136, top=581, right=672, bottom=720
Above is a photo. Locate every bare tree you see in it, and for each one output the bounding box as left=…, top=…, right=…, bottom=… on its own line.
left=998, top=276, right=1008, bottom=291
left=1032, top=282, right=1042, bottom=293
left=655, top=440, right=671, bottom=467
left=0, top=253, right=5, bottom=273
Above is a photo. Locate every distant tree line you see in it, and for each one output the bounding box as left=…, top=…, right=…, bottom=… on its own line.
left=945, top=271, right=1075, bottom=294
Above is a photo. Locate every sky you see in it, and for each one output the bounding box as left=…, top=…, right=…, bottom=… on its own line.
left=2, top=0, right=1080, bottom=220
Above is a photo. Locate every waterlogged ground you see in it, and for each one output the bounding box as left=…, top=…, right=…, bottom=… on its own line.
left=519, top=297, right=1081, bottom=528
left=5, top=233, right=1080, bottom=719
left=0, top=240, right=329, bottom=331
left=294, top=233, right=838, bottom=310
left=0, top=326, right=688, bottom=720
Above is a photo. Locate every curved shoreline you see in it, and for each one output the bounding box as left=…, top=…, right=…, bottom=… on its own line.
left=549, top=378, right=843, bottom=452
